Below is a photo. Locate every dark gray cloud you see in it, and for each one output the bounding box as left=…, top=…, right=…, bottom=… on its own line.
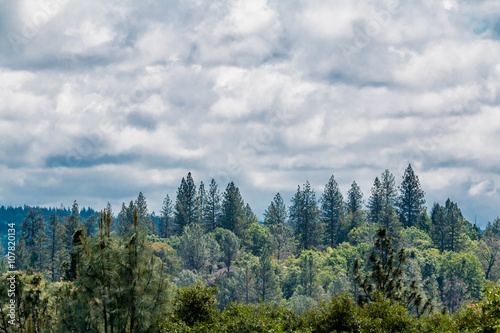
left=1, top=0, right=500, bottom=226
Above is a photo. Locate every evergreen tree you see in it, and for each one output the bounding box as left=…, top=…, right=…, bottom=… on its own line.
left=204, top=179, right=222, bottom=232
left=320, top=176, right=344, bottom=248
left=347, top=181, right=363, bottom=214
left=175, top=172, right=199, bottom=234
left=368, top=177, right=384, bottom=224
left=57, top=209, right=170, bottom=332
left=381, top=169, right=397, bottom=209
left=380, top=204, right=402, bottom=238
left=21, top=207, right=47, bottom=270
left=298, top=250, right=322, bottom=298
left=264, top=193, right=287, bottom=227
left=159, top=195, right=174, bottom=238
left=221, top=182, right=246, bottom=237
left=198, top=181, right=207, bottom=225
left=135, top=192, right=152, bottom=234
left=443, top=199, right=466, bottom=252
left=354, top=228, right=431, bottom=317
left=46, top=212, right=66, bottom=281
left=66, top=200, right=81, bottom=246
left=397, top=164, right=425, bottom=228
left=253, top=246, right=280, bottom=303
left=117, top=201, right=136, bottom=236
left=83, top=213, right=97, bottom=238
left=430, top=202, right=447, bottom=252
left=479, top=218, right=500, bottom=281
left=268, top=223, right=296, bottom=262
left=178, top=223, right=220, bottom=273
left=214, top=229, right=240, bottom=272
left=289, top=181, right=322, bottom=250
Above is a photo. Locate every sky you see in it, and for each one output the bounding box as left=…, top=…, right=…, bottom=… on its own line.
left=0, top=0, right=499, bottom=227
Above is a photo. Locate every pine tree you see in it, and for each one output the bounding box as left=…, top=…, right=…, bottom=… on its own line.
left=204, top=179, right=222, bottom=232
left=289, top=181, right=322, bottom=250
left=264, top=193, right=287, bottom=227
left=367, top=177, right=384, bottom=224
left=298, top=250, right=322, bottom=298
left=431, top=202, right=447, bottom=252
left=264, top=193, right=295, bottom=260
left=83, top=213, right=97, bottom=238
left=221, top=181, right=245, bottom=236
left=117, top=201, right=136, bottom=236
left=354, top=228, right=431, bottom=317
left=135, top=192, right=152, bottom=234
left=175, top=172, right=199, bottom=234
left=159, top=195, right=174, bottom=238
left=21, top=207, right=47, bottom=271
left=381, top=169, right=397, bottom=209
left=178, top=223, right=220, bottom=273
left=397, top=164, right=426, bottom=228
left=66, top=200, right=81, bottom=246
left=198, top=181, right=207, bottom=225
left=443, top=199, right=466, bottom=252
left=347, top=181, right=363, bottom=214
left=46, top=212, right=67, bottom=281
left=253, top=246, right=280, bottom=303
left=320, top=176, right=344, bottom=248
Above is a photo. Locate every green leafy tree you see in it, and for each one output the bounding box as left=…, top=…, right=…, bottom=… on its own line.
left=477, top=218, right=500, bottom=281
left=397, top=164, right=426, bottom=228
left=320, top=176, right=344, bottom=248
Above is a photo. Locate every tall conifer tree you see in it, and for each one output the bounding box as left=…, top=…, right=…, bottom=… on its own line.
left=397, top=164, right=426, bottom=228
left=175, top=172, right=199, bottom=234
left=368, top=177, right=383, bottom=224
left=320, top=176, right=344, bottom=248
left=204, top=179, right=222, bottom=232
left=289, top=181, right=322, bottom=250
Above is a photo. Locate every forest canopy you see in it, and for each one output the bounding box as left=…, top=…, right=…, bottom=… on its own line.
left=1, top=165, right=499, bottom=332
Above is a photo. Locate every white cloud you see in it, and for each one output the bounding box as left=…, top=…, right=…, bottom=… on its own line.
left=1, top=0, right=500, bottom=225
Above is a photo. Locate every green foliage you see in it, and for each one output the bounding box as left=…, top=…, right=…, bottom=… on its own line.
left=172, top=282, right=218, bottom=327
left=354, top=228, right=432, bottom=317
left=221, top=181, right=246, bottom=237
left=320, top=176, right=344, bottom=248
left=289, top=181, right=322, bottom=250
left=397, top=164, right=425, bottom=228
left=347, top=181, right=364, bottom=215
left=175, top=172, right=199, bottom=234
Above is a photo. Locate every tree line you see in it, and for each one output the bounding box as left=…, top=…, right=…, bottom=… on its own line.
left=1, top=164, right=499, bottom=332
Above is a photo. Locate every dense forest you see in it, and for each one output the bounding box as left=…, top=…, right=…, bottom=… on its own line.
left=1, top=164, right=499, bottom=332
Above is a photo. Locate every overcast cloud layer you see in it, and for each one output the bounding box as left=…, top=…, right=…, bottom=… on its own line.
left=1, top=0, right=500, bottom=226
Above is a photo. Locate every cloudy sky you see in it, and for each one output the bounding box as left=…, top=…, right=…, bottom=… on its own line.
left=1, top=0, right=499, bottom=227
